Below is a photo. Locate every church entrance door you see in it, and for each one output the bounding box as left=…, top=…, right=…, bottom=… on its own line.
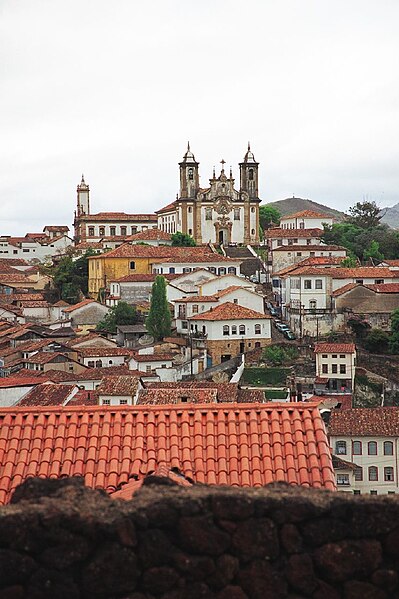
left=218, top=229, right=228, bottom=245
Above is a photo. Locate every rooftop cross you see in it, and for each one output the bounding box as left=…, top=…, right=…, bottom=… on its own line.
left=220, top=159, right=226, bottom=171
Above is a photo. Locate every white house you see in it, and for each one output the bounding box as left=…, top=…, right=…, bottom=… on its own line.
left=314, top=342, right=356, bottom=395
left=279, top=210, right=335, bottom=230
left=271, top=245, right=347, bottom=275
left=77, top=346, right=131, bottom=368
left=266, top=228, right=323, bottom=250
left=199, top=273, right=256, bottom=296
left=190, top=302, right=271, bottom=365
left=329, top=408, right=399, bottom=495
left=96, top=375, right=142, bottom=406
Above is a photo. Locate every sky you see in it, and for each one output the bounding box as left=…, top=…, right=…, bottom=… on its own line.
left=1, top=0, right=398, bottom=235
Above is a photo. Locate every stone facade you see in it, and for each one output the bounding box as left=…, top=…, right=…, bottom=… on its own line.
left=206, top=337, right=271, bottom=365
left=157, top=144, right=261, bottom=246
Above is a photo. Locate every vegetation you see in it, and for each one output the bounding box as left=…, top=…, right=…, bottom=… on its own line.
left=264, top=389, right=289, bottom=400
left=347, top=315, right=371, bottom=339
left=50, top=249, right=97, bottom=303
left=262, top=345, right=299, bottom=365
left=347, top=200, right=383, bottom=229
left=96, top=302, right=138, bottom=333
left=390, top=309, right=399, bottom=354
left=259, top=205, right=281, bottom=230
left=364, top=328, right=390, bottom=354
left=242, top=367, right=291, bottom=386
left=171, top=232, right=196, bottom=246
left=146, top=275, right=172, bottom=340
left=340, top=256, right=358, bottom=267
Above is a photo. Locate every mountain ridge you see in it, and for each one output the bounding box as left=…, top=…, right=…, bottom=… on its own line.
left=263, top=197, right=345, bottom=220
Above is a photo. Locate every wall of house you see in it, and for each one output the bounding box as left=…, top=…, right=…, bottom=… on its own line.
left=0, top=385, right=33, bottom=407
left=288, top=312, right=346, bottom=338
left=67, top=304, right=109, bottom=327
left=200, top=275, right=255, bottom=295
left=272, top=248, right=346, bottom=273
left=81, top=355, right=126, bottom=368
left=202, top=318, right=271, bottom=342
left=206, top=337, right=270, bottom=365
left=152, top=261, right=240, bottom=276
left=270, top=235, right=321, bottom=249
left=4, top=477, right=399, bottom=598
left=316, top=352, right=356, bottom=383
left=280, top=216, right=333, bottom=229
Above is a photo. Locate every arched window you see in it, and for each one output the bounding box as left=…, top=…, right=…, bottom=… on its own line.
left=231, top=325, right=237, bottom=335
left=239, top=325, right=246, bottom=335
left=248, top=169, right=254, bottom=181
left=254, top=324, right=261, bottom=335
left=335, top=440, right=347, bottom=455
left=95, top=360, right=102, bottom=368
left=368, top=441, right=377, bottom=455
left=228, top=267, right=236, bottom=274
left=309, top=300, right=317, bottom=310
left=353, top=441, right=362, bottom=455
left=384, top=441, right=393, bottom=455
left=218, top=267, right=226, bottom=276
left=223, top=325, right=229, bottom=336
left=368, top=466, right=378, bottom=481
left=188, top=168, right=193, bottom=180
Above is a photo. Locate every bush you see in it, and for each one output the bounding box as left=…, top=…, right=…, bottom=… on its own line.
left=364, top=328, right=390, bottom=353
left=242, top=367, right=291, bottom=386
left=262, top=345, right=299, bottom=365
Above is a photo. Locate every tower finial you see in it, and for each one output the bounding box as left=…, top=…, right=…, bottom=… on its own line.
left=220, top=159, right=226, bottom=172
left=81, top=173, right=85, bottom=184
left=248, top=141, right=251, bottom=151
left=213, top=165, right=216, bottom=178
left=230, top=166, right=233, bottom=178
left=187, top=141, right=190, bottom=152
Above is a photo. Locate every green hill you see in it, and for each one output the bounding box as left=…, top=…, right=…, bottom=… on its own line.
left=263, top=197, right=345, bottom=221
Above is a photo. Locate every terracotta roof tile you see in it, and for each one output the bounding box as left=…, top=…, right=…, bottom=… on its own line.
left=329, top=407, right=399, bottom=436
left=18, top=383, right=77, bottom=406
left=62, top=299, right=95, bottom=313
left=111, top=465, right=192, bottom=500
left=314, top=343, right=356, bottom=354
left=331, top=283, right=359, bottom=297
left=191, top=301, right=269, bottom=321
left=266, top=228, right=323, bottom=239
left=155, top=201, right=177, bottom=214
left=127, top=228, right=172, bottom=241
left=78, top=346, right=132, bottom=358
left=97, top=375, right=140, bottom=396
left=132, top=352, right=175, bottom=362
left=0, top=402, right=335, bottom=503
left=79, top=212, right=157, bottom=222
left=24, top=351, right=70, bottom=365
left=0, top=377, right=43, bottom=388
left=365, top=283, right=399, bottom=293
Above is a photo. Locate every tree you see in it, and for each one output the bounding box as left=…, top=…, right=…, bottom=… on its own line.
left=96, top=302, right=138, bottom=333
left=52, top=249, right=96, bottom=303
left=340, top=256, right=358, bottom=268
left=390, top=309, right=399, bottom=354
left=259, top=205, right=281, bottom=230
left=171, top=232, right=196, bottom=246
left=347, top=315, right=371, bottom=339
left=146, top=276, right=172, bottom=340
left=364, top=328, right=390, bottom=353
left=347, top=200, right=382, bottom=229
left=363, top=240, right=384, bottom=262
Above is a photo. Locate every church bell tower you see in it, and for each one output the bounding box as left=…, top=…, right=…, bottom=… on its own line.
left=239, top=143, right=259, bottom=200
left=77, top=174, right=90, bottom=216
left=179, top=142, right=199, bottom=199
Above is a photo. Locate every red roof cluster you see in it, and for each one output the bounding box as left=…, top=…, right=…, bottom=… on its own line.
left=329, top=408, right=399, bottom=436
left=0, top=403, right=335, bottom=504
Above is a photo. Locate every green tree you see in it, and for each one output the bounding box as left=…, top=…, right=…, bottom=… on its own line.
left=390, top=309, right=399, bottom=354
left=364, top=328, right=390, bottom=353
left=363, top=240, right=384, bottom=262
left=96, top=302, right=138, bottom=333
left=259, top=205, right=281, bottom=230
left=347, top=200, right=382, bottom=229
left=171, top=232, right=196, bottom=246
left=146, top=275, right=172, bottom=340
left=340, top=256, right=358, bottom=267
left=52, top=249, right=96, bottom=303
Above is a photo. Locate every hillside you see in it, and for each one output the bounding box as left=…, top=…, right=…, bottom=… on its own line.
left=263, top=197, right=345, bottom=221
left=381, top=204, right=399, bottom=228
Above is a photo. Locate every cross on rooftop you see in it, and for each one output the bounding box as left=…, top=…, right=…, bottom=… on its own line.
left=220, top=159, right=226, bottom=171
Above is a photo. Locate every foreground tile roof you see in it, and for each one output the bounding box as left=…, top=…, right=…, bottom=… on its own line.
left=314, top=343, right=356, bottom=354
left=191, top=301, right=268, bottom=321
left=329, top=408, right=399, bottom=437
left=111, top=465, right=192, bottom=500
left=0, top=403, right=335, bottom=503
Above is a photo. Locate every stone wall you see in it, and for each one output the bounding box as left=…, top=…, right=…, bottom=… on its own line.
left=2, top=478, right=399, bottom=598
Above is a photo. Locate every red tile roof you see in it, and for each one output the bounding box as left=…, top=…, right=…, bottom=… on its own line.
left=331, top=283, right=359, bottom=297
left=314, top=343, right=356, bottom=354
left=79, top=212, right=157, bottom=222
left=155, top=201, right=177, bottom=214
left=285, top=266, right=399, bottom=279
left=97, top=375, right=140, bottom=396
left=0, top=403, right=336, bottom=504
left=0, top=377, right=42, bottom=388
left=131, top=352, right=175, bottom=362
left=78, top=346, right=132, bottom=358
left=281, top=210, right=334, bottom=220
left=365, top=283, right=399, bottom=293
left=272, top=245, right=345, bottom=252
left=138, top=388, right=218, bottom=404
left=191, top=302, right=269, bottom=321
left=112, top=273, right=180, bottom=283
left=127, top=228, right=172, bottom=241
left=24, top=351, right=70, bottom=364
left=329, top=408, right=399, bottom=436
left=111, top=465, right=192, bottom=500
left=95, top=244, right=239, bottom=263
left=44, top=225, right=70, bottom=232
left=17, top=383, right=77, bottom=407
left=62, top=299, right=95, bottom=313
left=266, top=228, right=323, bottom=239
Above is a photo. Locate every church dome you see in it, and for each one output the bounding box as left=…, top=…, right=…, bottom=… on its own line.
left=243, top=143, right=256, bottom=163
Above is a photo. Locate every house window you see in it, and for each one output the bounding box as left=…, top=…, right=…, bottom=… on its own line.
left=340, top=364, right=346, bottom=374
left=322, top=354, right=328, bottom=358
left=309, top=300, right=317, bottom=310
left=310, top=251, right=315, bottom=257
left=353, top=490, right=361, bottom=495
left=110, top=227, right=116, bottom=236
left=239, top=325, right=245, bottom=335
left=299, top=222, right=305, bottom=229
left=385, top=467, right=394, bottom=482
left=353, top=441, right=362, bottom=455
left=322, top=364, right=328, bottom=374
left=233, top=298, right=238, bottom=304
left=335, top=441, right=347, bottom=455
left=183, top=267, right=191, bottom=273
left=332, top=364, right=338, bottom=374
left=369, top=466, right=378, bottom=481
left=205, top=208, right=212, bottom=220
left=384, top=441, right=394, bottom=455
left=254, top=324, right=261, bottom=335
left=192, top=305, right=198, bottom=314
left=234, top=208, right=240, bottom=220
left=375, top=279, right=384, bottom=284
left=288, top=239, right=293, bottom=246
left=169, top=267, right=175, bottom=274
left=370, top=490, right=378, bottom=495
left=304, top=280, right=312, bottom=289
left=131, top=227, right=137, bottom=235
left=315, top=279, right=323, bottom=289
left=340, top=354, right=346, bottom=358
left=368, top=441, right=377, bottom=455
left=231, top=325, right=237, bottom=335
left=223, top=325, right=229, bottom=336
left=130, top=261, right=136, bottom=270
left=218, top=268, right=226, bottom=275
left=88, top=227, right=95, bottom=237
left=337, top=474, right=350, bottom=486
left=355, top=279, right=363, bottom=284
left=182, top=321, right=188, bottom=329
left=228, top=267, right=236, bottom=274
left=103, top=399, right=111, bottom=405
left=145, top=365, right=152, bottom=373
left=121, top=226, right=127, bottom=236
left=354, top=467, right=363, bottom=481
left=277, top=239, right=283, bottom=246
left=99, top=227, right=105, bottom=236
left=296, top=252, right=302, bottom=257
left=119, top=399, right=128, bottom=405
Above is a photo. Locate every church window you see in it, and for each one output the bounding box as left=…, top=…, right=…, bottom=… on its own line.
left=130, top=261, right=136, bottom=270
left=188, top=168, right=193, bottom=180
left=110, top=227, right=116, bottom=236
left=251, top=229, right=255, bottom=235
left=218, top=268, right=226, bottom=275
left=251, top=207, right=255, bottom=213
left=188, top=207, right=192, bottom=213
left=249, top=169, right=254, bottom=181
left=234, top=208, right=240, bottom=220
left=205, top=208, right=212, bottom=220
left=228, top=267, right=236, bottom=274
left=188, top=229, right=192, bottom=235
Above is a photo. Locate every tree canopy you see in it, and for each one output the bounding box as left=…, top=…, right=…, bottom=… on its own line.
left=390, top=309, right=399, bottom=354
left=146, top=275, right=172, bottom=340
left=347, top=200, right=382, bottom=229
left=96, top=302, right=138, bottom=333
left=259, top=205, right=281, bottom=230
left=52, top=249, right=96, bottom=303
left=171, top=232, right=196, bottom=246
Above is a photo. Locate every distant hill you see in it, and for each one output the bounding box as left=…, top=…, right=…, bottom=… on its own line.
left=263, top=197, right=345, bottom=221
left=381, top=204, right=399, bottom=228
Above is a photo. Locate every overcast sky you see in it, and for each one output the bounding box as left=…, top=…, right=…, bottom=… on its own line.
left=1, top=0, right=398, bottom=234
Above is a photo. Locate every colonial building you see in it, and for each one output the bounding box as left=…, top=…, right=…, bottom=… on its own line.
left=157, top=144, right=261, bottom=245
left=73, top=175, right=157, bottom=243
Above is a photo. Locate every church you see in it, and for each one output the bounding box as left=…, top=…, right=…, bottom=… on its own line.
left=157, top=144, right=261, bottom=245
